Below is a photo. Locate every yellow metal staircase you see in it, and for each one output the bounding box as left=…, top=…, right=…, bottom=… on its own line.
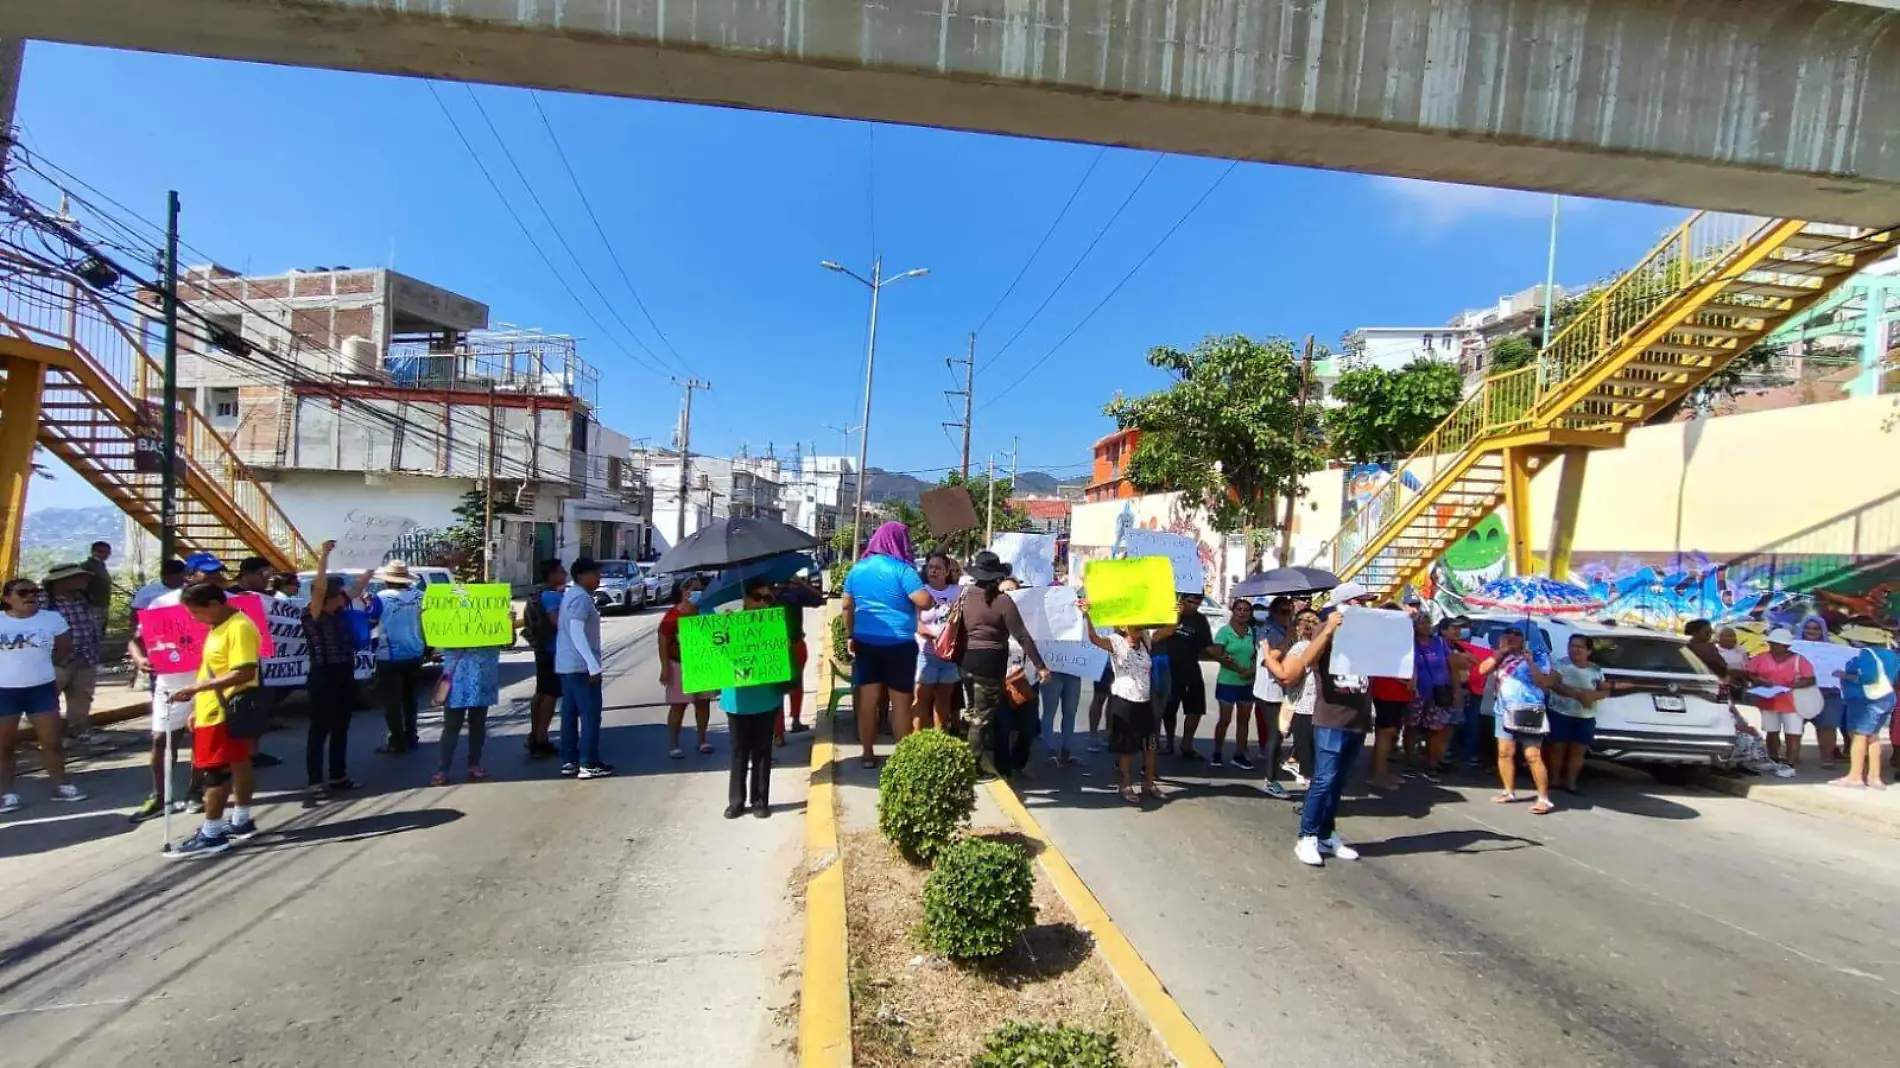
left=1313, top=213, right=1900, bottom=600
left=0, top=259, right=314, bottom=573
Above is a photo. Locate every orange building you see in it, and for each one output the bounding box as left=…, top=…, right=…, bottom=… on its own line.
left=1087, top=427, right=1141, bottom=502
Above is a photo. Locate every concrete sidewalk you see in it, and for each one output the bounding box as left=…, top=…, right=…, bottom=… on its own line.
left=1708, top=705, right=1900, bottom=835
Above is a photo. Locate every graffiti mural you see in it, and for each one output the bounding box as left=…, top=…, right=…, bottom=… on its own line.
left=1426, top=538, right=1900, bottom=639
left=1069, top=492, right=1234, bottom=599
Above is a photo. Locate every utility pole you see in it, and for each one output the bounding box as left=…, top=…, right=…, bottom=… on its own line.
left=672, top=376, right=710, bottom=544
left=985, top=455, right=997, bottom=545
left=1006, top=435, right=1019, bottom=492
left=943, top=333, right=975, bottom=478
left=159, top=191, right=180, bottom=566
left=1277, top=335, right=1316, bottom=569
left=483, top=382, right=498, bottom=581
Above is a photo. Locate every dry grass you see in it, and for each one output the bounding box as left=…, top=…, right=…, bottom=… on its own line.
left=843, top=826, right=1170, bottom=1068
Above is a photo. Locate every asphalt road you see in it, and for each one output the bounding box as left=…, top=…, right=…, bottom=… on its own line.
left=0, top=611, right=808, bottom=1068
left=1018, top=675, right=1900, bottom=1067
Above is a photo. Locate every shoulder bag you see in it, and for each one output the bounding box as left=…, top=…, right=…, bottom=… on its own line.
left=218, top=688, right=270, bottom=740
left=933, top=593, right=968, bottom=663
left=1863, top=653, right=1894, bottom=702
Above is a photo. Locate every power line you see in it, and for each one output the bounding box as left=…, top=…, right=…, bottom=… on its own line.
left=971, top=146, right=1106, bottom=338
left=981, top=161, right=1239, bottom=412
left=527, top=90, right=692, bottom=377
left=425, top=81, right=670, bottom=381
left=458, top=84, right=674, bottom=377
left=979, top=152, right=1166, bottom=374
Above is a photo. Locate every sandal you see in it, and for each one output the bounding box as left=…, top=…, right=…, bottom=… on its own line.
left=860, top=757, right=879, bottom=770
left=1493, top=792, right=1519, bottom=804
left=327, top=777, right=359, bottom=792
left=1530, top=800, right=1555, bottom=815
left=698, top=743, right=715, bottom=755
left=429, top=771, right=449, bottom=787
left=668, top=748, right=686, bottom=760
left=468, top=766, right=490, bottom=781
left=1826, top=777, right=1865, bottom=789
left=1140, top=783, right=1163, bottom=801
left=1121, top=786, right=1140, bottom=805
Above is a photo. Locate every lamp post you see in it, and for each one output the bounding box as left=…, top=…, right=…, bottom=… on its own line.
left=820, top=257, right=928, bottom=558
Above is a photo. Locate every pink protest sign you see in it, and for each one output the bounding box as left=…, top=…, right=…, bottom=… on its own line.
left=137, top=593, right=275, bottom=674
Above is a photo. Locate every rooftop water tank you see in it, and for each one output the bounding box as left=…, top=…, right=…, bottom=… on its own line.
left=341, top=336, right=379, bottom=377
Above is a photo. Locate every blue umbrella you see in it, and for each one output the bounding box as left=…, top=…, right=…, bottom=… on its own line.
left=703, top=552, right=817, bottom=611
left=1465, top=576, right=1604, bottom=617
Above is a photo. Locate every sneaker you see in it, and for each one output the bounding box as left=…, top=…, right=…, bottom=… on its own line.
left=1262, top=780, right=1289, bottom=800
left=227, top=818, right=258, bottom=841
left=1209, top=753, right=1224, bottom=768
left=788, top=722, right=811, bottom=734
left=187, top=797, right=206, bottom=814
left=251, top=751, right=283, bottom=768
left=1320, top=834, right=1360, bottom=861
left=0, top=793, right=21, bottom=814
left=52, top=783, right=87, bottom=802
left=578, top=764, right=616, bottom=780
left=129, top=796, right=164, bottom=823
left=1294, top=835, right=1324, bottom=867
left=165, top=830, right=230, bottom=859
left=1232, top=753, right=1256, bottom=771
left=723, top=803, right=745, bottom=819
left=559, top=763, right=580, bottom=778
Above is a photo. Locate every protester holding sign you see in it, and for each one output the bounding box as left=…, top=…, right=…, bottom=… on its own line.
left=129, top=552, right=228, bottom=824
left=304, top=542, right=366, bottom=800
left=1080, top=598, right=1173, bottom=805
left=431, top=642, right=503, bottom=787
left=659, top=576, right=716, bottom=760
left=722, top=579, right=784, bottom=818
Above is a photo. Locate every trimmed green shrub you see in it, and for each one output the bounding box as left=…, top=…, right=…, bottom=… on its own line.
left=877, top=729, right=978, bottom=862
left=970, top=1021, right=1124, bottom=1068
left=922, top=836, right=1035, bottom=960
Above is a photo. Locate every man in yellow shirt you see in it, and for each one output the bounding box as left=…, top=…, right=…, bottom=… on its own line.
left=167, top=584, right=263, bottom=858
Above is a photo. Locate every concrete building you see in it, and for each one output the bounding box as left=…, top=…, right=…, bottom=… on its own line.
left=1086, top=428, right=1141, bottom=503
left=145, top=265, right=648, bottom=583
left=779, top=454, right=858, bottom=542
left=1011, top=498, right=1072, bottom=537
left=19, top=1, right=1900, bottom=225
left=640, top=451, right=788, bottom=547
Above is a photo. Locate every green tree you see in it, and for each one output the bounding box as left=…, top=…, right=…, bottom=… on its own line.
left=1486, top=334, right=1539, bottom=374
left=1322, top=358, right=1465, bottom=463
left=1105, top=334, right=1324, bottom=544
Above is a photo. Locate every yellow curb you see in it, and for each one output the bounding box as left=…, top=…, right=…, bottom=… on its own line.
left=985, top=779, right=1225, bottom=1067
left=800, top=724, right=852, bottom=1068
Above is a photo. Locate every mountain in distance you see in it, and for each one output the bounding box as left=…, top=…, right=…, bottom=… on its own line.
left=862, top=467, right=1085, bottom=505
left=19, top=505, right=120, bottom=558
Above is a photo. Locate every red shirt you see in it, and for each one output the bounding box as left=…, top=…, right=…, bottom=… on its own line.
left=1458, top=641, right=1491, bottom=695
left=659, top=605, right=688, bottom=661
left=1370, top=676, right=1414, bottom=702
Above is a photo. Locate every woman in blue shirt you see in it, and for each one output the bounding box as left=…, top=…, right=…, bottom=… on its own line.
left=1835, top=636, right=1899, bottom=789
left=840, top=523, right=934, bottom=768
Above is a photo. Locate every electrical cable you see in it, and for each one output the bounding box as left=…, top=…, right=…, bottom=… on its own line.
left=981, top=161, right=1238, bottom=411
left=970, top=146, right=1106, bottom=338
left=528, top=90, right=693, bottom=377
left=979, top=152, right=1165, bottom=374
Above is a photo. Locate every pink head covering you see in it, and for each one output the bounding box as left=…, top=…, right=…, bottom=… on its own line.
left=864, top=522, right=913, bottom=562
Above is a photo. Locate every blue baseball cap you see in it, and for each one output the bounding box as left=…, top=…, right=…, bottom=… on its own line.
left=183, top=551, right=226, bottom=574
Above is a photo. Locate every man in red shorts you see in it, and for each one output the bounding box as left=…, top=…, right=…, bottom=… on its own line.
left=166, top=583, right=264, bottom=858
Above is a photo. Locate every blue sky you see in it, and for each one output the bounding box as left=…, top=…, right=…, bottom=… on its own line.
left=17, top=42, right=1683, bottom=512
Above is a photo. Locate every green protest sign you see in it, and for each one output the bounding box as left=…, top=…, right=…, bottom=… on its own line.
left=422, top=583, right=515, bottom=649
left=679, top=608, right=792, bottom=693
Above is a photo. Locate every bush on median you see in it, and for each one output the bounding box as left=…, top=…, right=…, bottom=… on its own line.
left=970, top=1020, right=1124, bottom=1068
left=921, top=835, right=1035, bottom=960
left=877, top=728, right=978, bottom=863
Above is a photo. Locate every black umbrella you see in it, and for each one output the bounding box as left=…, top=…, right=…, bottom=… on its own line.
left=1232, top=566, right=1341, bottom=599
left=653, top=517, right=819, bottom=574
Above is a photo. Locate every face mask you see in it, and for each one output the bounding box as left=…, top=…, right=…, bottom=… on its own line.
left=1251, top=609, right=1268, bottom=623
left=685, top=590, right=703, bottom=606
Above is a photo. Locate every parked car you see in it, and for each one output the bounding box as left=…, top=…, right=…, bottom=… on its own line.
left=1462, top=613, right=1734, bottom=766
left=638, top=562, right=676, bottom=608
left=593, top=559, right=648, bottom=614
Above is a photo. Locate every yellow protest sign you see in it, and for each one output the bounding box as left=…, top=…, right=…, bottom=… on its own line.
left=1082, top=557, right=1177, bottom=626
left=679, top=608, right=793, bottom=692
left=422, top=583, right=515, bottom=649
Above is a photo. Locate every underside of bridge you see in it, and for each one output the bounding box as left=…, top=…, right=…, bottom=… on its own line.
left=4, top=0, right=1900, bottom=223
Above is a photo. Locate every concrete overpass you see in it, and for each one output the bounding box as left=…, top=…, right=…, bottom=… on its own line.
left=5, top=0, right=1900, bottom=224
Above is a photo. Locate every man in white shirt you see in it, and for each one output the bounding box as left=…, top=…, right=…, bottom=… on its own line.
left=554, top=558, right=611, bottom=779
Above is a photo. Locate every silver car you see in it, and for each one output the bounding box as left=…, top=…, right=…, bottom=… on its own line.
left=592, top=559, right=648, bottom=614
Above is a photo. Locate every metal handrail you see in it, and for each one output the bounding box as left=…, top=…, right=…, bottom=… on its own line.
left=0, top=261, right=315, bottom=568
left=1308, top=210, right=1775, bottom=577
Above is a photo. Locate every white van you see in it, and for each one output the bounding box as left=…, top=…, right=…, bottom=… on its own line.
left=1462, top=614, right=1734, bottom=767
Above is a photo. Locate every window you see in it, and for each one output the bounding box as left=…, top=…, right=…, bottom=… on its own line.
left=206, top=387, right=239, bottom=424
left=607, top=456, right=624, bottom=490
left=1422, top=333, right=1435, bottom=350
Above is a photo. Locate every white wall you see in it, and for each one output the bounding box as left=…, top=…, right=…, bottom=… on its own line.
left=266, top=470, right=472, bottom=538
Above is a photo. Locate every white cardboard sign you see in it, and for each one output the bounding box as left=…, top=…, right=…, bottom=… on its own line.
left=331, top=510, right=419, bottom=572
left=1008, top=585, right=1086, bottom=645
left=1330, top=606, right=1416, bottom=679
left=991, top=532, right=1058, bottom=588
left=1121, top=530, right=1205, bottom=595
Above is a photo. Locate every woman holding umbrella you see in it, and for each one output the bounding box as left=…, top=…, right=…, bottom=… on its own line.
left=841, top=523, right=935, bottom=768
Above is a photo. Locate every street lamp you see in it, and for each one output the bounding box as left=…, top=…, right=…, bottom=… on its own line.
left=821, top=256, right=929, bottom=558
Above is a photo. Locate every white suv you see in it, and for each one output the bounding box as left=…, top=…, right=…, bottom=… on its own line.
left=1463, top=614, right=1734, bottom=767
